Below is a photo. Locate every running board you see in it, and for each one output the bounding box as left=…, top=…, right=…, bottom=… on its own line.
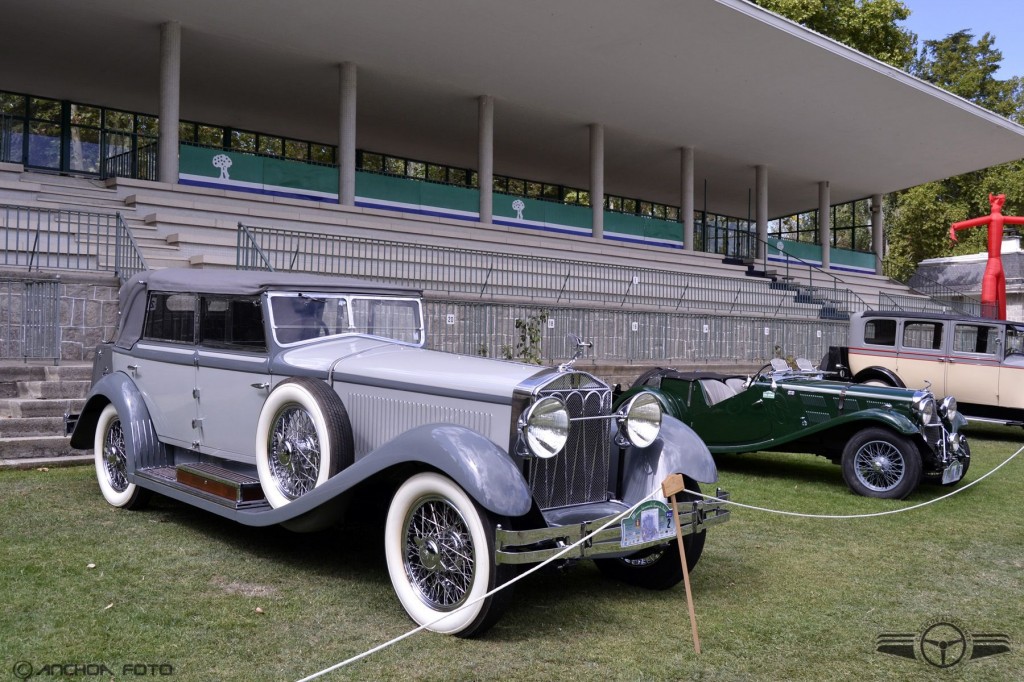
left=136, top=463, right=268, bottom=509
left=965, top=416, right=1024, bottom=428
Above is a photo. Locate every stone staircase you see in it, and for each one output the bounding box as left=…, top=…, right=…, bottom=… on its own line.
left=0, top=362, right=93, bottom=468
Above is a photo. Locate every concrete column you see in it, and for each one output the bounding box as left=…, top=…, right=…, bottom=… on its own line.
left=756, top=165, right=768, bottom=261
left=338, top=62, right=357, bottom=206
left=158, top=21, right=181, bottom=184
left=681, top=146, right=694, bottom=251
left=590, top=123, right=604, bottom=240
left=871, top=193, right=884, bottom=275
left=818, top=181, right=831, bottom=271
left=478, top=95, right=494, bottom=224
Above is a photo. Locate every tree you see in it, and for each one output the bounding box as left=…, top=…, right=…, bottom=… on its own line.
left=881, top=31, right=1024, bottom=280
left=752, top=0, right=917, bottom=69
left=912, top=30, right=1023, bottom=120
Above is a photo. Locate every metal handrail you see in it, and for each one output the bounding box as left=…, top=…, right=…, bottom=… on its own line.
left=236, top=222, right=277, bottom=271
left=114, top=213, right=149, bottom=279
left=0, top=204, right=148, bottom=281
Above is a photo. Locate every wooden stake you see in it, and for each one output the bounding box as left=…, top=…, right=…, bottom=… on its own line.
left=663, top=474, right=701, bottom=655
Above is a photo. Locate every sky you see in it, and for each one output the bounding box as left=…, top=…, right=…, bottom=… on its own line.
left=899, top=0, right=1024, bottom=79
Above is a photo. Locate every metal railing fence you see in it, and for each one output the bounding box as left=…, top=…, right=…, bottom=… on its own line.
left=236, top=223, right=859, bottom=320
left=424, top=300, right=848, bottom=365
left=1, top=279, right=61, bottom=363
left=0, top=205, right=148, bottom=280
left=101, top=142, right=158, bottom=181
left=903, top=269, right=983, bottom=317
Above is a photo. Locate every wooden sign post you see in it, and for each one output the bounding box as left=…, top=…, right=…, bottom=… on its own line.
left=662, top=473, right=701, bottom=654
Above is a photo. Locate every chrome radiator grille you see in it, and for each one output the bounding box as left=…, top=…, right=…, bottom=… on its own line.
left=526, top=372, right=612, bottom=509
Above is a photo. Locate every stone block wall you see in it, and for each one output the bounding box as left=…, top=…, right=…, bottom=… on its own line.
left=1, top=270, right=120, bottom=363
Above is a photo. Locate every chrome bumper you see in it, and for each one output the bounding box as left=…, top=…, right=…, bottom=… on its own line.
left=494, top=490, right=731, bottom=565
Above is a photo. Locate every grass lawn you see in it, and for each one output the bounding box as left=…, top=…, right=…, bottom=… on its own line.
left=2, top=424, right=1022, bottom=681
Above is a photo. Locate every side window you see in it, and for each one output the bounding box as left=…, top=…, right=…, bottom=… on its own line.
left=142, top=293, right=196, bottom=343
left=863, top=319, right=896, bottom=346
left=902, top=321, right=943, bottom=350
left=1006, top=327, right=1024, bottom=356
left=953, top=324, right=998, bottom=355
left=199, top=296, right=266, bottom=351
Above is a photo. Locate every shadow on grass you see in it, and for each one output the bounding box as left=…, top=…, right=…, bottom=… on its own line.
left=712, top=451, right=845, bottom=489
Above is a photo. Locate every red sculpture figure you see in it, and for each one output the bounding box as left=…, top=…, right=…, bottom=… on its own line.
left=949, top=194, right=1024, bottom=320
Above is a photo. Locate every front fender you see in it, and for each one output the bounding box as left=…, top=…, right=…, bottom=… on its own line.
left=619, top=414, right=718, bottom=506
left=239, top=424, right=534, bottom=528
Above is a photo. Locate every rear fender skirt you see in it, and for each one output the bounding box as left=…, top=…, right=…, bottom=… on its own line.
left=619, top=414, right=718, bottom=506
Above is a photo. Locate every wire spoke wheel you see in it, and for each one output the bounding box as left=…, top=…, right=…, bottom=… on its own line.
left=385, top=472, right=512, bottom=637
left=102, top=416, right=130, bottom=493
left=92, top=404, right=149, bottom=509
left=268, top=405, right=321, bottom=500
left=841, top=427, right=921, bottom=499
left=852, top=439, right=905, bottom=492
left=403, top=494, right=475, bottom=611
left=255, top=377, right=352, bottom=509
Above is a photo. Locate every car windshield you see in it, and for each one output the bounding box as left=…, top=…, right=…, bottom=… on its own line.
left=268, top=293, right=423, bottom=346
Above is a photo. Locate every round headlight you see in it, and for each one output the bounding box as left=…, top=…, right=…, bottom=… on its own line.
left=619, top=392, right=663, bottom=448
left=939, top=395, right=958, bottom=422
left=521, top=397, right=569, bottom=458
left=912, top=392, right=937, bottom=424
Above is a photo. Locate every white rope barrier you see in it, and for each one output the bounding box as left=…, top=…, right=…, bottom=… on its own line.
left=296, top=488, right=662, bottom=682
left=297, top=443, right=1022, bottom=680
left=693, top=444, right=1023, bottom=519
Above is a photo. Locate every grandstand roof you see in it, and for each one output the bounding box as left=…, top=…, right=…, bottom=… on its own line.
left=3, top=0, right=1024, bottom=218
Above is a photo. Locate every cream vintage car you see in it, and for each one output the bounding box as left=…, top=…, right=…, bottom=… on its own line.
left=825, top=311, right=1024, bottom=425
left=67, top=269, right=730, bottom=637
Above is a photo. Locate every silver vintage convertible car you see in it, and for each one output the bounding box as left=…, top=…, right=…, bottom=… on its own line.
left=68, top=269, right=729, bottom=637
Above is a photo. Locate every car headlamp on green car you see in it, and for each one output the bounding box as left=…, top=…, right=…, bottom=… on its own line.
left=911, top=391, right=937, bottom=425
left=938, top=395, right=958, bottom=423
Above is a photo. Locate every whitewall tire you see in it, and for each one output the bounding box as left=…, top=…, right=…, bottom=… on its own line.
left=384, top=472, right=512, bottom=637
left=255, top=377, right=352, bottom=509
left=93, top=404, right=149, bottom=509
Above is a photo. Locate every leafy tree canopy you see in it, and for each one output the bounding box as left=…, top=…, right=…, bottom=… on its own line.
left=755, top=1, right=1024, bottom=283
left=753, top=0, right=917, bottom=68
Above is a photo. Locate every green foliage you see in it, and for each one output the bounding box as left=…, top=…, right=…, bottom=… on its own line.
left=912, top=30, right=1024, bottom=120
left=752, top=0, right=917, bottom=68
left=501, top=310, right=549, bottom=364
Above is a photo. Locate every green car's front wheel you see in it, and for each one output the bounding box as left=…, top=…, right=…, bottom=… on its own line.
left=841, top=427, right=922, bottom=499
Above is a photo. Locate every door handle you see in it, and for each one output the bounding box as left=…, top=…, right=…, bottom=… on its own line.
left=251, top=382, right=270, bottom=390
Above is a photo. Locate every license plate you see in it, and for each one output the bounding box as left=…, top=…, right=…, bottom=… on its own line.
left=942, top=460, right=964, bottom=484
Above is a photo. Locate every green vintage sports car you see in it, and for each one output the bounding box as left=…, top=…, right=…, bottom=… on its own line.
left=616, top=359, right=970, bottom=499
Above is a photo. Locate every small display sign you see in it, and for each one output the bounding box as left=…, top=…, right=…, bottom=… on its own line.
left=621, top=500, right=675, bottom=547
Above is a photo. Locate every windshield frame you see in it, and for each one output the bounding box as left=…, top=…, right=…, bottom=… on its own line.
left=267, top=292, right=425, bottom=348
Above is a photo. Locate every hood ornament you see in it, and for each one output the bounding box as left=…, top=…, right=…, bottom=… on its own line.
left=559, top=334, right=593, bottom=371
